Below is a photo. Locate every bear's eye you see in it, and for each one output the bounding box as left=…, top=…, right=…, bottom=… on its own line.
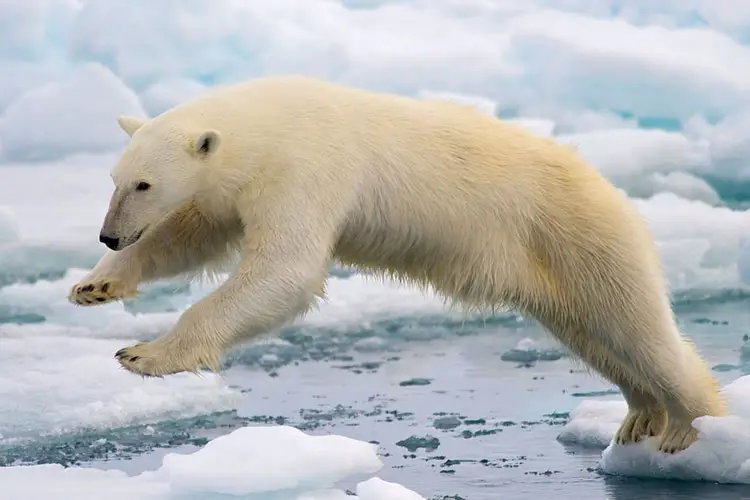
left=135, top=182, right=151, bottom=192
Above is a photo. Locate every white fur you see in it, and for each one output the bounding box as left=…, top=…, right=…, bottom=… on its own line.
left=69, top=75, right=724, bottom=454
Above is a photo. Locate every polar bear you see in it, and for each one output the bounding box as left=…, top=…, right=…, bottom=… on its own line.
left=68, top=75, right=724, bottom=454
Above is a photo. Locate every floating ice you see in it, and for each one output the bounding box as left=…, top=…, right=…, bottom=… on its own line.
left=500, top=337, right=567, bottom=364
left=357, top=477, right=427, bottom=500
left=0, top=425, right=425, bottom=500
left=557, top=399, right=627, bottom=449
left=558, top=375, right=750, bottom=484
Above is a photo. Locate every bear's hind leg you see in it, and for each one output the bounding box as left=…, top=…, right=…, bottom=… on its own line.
left=614, top=386, right=667, bottom=445
left=542, top=323, right=667, bottom=445
left=572, top=318, right=724, bottom=454
left=651, top=339, right=725, bottom=453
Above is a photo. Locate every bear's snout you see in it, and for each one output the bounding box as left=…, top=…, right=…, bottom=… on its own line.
left=99, top=233, right=120, bottom=251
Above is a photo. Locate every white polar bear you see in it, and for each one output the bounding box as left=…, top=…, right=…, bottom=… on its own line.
left=68, top=75, right=724, bottom=454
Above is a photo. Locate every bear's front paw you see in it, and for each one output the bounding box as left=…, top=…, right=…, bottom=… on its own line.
left=115, top=341, right=222, bottom=378
left=68, top=277, right=135, bottom=306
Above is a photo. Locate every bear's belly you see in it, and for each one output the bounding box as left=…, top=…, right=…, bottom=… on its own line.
left=332, top=211, right=533, bottom=309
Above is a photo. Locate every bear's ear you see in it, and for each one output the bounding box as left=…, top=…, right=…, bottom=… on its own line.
left=117, top=115, right=147, bottom=137
left=193, top=130, right=221, bottom=157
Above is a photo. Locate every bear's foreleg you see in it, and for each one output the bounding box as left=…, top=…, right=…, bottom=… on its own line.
left=67, top=245, right=140, bottom=306
left=114, top=197, right=337, bottom=377
left=69, top=202, right=242, bottom=307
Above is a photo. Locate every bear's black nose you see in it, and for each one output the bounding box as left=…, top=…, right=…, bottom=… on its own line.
left=99, top=234, right=120, bottom=251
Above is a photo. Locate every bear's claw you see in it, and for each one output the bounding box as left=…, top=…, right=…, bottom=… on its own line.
left=69, top=277, right=133, bottom=306
left=614, top=407, right=667, bottom=445
left=115, top=343, right=171, bottom=377
left=656, top=422, right=699, bottom=454
left=115, top=347, right=140, bottom=363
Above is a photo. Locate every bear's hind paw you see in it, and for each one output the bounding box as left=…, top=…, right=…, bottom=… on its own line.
left=69, top=277, right=134, bottom=306
left=614, top=407, right=667, bottom=445
left=656, top=421, right=699, bottom=454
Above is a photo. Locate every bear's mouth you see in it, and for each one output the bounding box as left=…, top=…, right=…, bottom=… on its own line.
left=120, top=226, right=147, bottom=250
left=132, top=226, right=148, bottom=244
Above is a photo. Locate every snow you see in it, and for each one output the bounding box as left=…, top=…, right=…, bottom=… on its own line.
left=558, top=375, right=750, bottom=484
left=0, top=425, right=425, bottom=500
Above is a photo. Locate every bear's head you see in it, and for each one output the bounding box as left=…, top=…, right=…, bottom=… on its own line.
left=98, top=115, right=222, bottom=251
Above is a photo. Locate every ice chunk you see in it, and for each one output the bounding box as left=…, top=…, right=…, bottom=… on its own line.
left=556, top=399, right=627, bottom=449
left=600, top=415, right=750, bottom=483
left=158, top=426, right=382, bottom=496
left=559, top=375, right=750, bottom=484
left=0, top=425, right=425, bottom=499
left=500, top=337, right=566, bottom=364
left=357, top=477, right=426, bottom=500
left=0, top=465, right=165, bottom=500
